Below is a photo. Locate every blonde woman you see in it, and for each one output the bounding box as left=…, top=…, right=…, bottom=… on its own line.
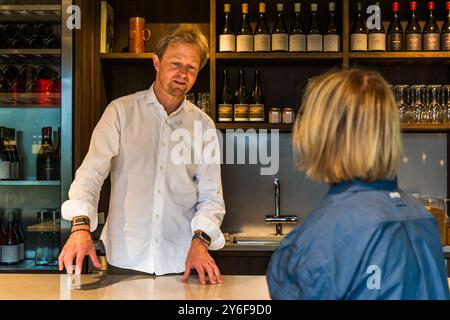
left=267, top=69, right=449, bottom=300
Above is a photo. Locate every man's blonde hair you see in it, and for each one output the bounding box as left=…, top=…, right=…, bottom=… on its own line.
left=293, top=68, right=402, bottom=184
left=155, top=25, right=209, bottom=69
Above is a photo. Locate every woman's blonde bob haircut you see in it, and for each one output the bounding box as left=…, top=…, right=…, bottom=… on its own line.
left=293, top=68, right=402, bottom=184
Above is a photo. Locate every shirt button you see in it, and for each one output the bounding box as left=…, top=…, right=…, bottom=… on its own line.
left=155, top=214, right=160, bottom=219
left=162, top=142, right=167, bottom=147
left=154, top=238, right=158, bottom=243
left=157, top=189, right=161, bottom=194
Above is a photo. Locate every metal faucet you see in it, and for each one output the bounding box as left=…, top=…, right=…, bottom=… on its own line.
left=265, top=178, right=298, bottom=236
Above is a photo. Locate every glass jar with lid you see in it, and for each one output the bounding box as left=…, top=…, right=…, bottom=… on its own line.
left=282, top=107, right=295, bottom=123
left=269, top=107, right=281, bottom=123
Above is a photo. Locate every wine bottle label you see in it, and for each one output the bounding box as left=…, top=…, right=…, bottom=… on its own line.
left=0, top=160, right=10, bottom=179
left=236, top=35, right=253, bottom=52
left=19, top=243, right=24, bottom=261
left=350, top=34, right=368, bottom=51
left=423, top=33, right=440, bottom=51
left=442, top=34, right=450, bottom=51
left=254, top=34, right=271, bottom=51
left=307, top=34, right=323, bottom=52
left=249, top=104, right=265, bottom=122
left=388, top=33, right=404, bottom=51
left=219, top=34, right=236, bottom=52
left=368, top=33, right=386, bottom=51
left=289, top=34, right=306, bottom=52
left=272, top=33, right=288, bottom=51
left=1, top=245, right=19, bottom=263
left=218, top=104, right=233, bottom=122
left=324, top=35, right=340, bottom=52
left=406, top=34, right=422, bottom=51
left=234, top=104, right=250, bottom=121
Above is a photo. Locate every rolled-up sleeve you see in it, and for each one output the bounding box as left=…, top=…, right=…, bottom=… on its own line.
left=191, top=120, right=226, bottom=250
left=61, top=102, right=121, bottom=232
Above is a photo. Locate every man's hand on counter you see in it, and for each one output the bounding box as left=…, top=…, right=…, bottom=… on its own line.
left=58, top=225, right=102, bottom=275
left=182, top=238, right=223, bottom=285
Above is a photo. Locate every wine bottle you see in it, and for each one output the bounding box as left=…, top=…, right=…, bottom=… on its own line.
left=0, top=127, right=11, bottom=180
left=254, top=2, right=271, bottom=52
left=4, top=24, right=18, bottom=39
left=1, top=210, right=20, bottom=265
left=236, top=3, right=254, bottom=52
left=368, top=2, right=386, bottom=52
left=350, top=2, right=368, bottom=51
left=45, top=35, right=60, bottom=49
left=218, top=69, right=233, bottom=122
left=18, top=23, right=34, bottom=38
left=13, top=209, right=24, bottom=262
left=387, top=1, right=404, bottom=51
left=3, top=65, right=19, bottom=84
left=234, top=69, right=249, bottom=122
left=9, top=128, right=21, bottom=180
left=423, top=1, right=440, bottom=51
left=28, top=35, right=45, bottom=49
left=272, top=3, right=289, bottom=52
left=36, top=23, right=52, bottom=38
left=307, top=3, right=323, bottom=52
left=250, top=70, right=265, bottom=122
left=324, top=2, right=340, bottom=52
left=405, top=1, right=422, bottom=51
left=442, top=1, right=450, bottom=51
left=289, top=3, right=306, bottom=52
left=19, top=65, right=38, bottom=84
left=37, top=65, right=56, bottom=80
left=219, top=3, right=236, bottom=52
left=36, top=127, right=58, bottom=181
left=3, top=128, right=13, bottom=180
left=9, top=37, right=27, bottom=49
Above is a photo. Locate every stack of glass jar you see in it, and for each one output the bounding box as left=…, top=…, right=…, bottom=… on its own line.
left=391, top=85, right=450, bottom=124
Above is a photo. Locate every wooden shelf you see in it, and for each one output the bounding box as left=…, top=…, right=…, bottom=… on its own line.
left=0, top=260, right=58, bottom=273
left=0, top=180, right=60, bottom=186
left=0, top=93, right=60, bottom=108
left=215, top=123, right=293, bottom=132
left=0, top=5, right=61, bottom=22
left=0, top=5, right=61, bottom=11
left=350, top=52, right=450, bottom=62
left=400, top=124, right=450, bottom=133
left=100, top=52, right=155, bottom=60
left=216, top=52, right=343, bottom=61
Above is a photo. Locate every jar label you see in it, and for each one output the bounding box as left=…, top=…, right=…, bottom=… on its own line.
left=351, top=34, right=368, bottom=51
left=324, top=35, right=340, bottom=52
left=272, top=33, right=288, bottom=51
left=236, top=35, right=253, bottom=52
left=406, top=34, right=422, bottom=51
left=289, top=34, right=306, bottom=52
left=1, top=245, right=19, bottom=263
left=423, top=33, right=440, bottom=51
left=388, top=33, right=404, bottom=51
left=307, top=34, right=323, bottom=52
left=218, top=104, right=233, bottom=122
left=368, top=33, right=386, bottom=51
left=234, top=104, right=250, bottom=121
left=250, top=104, right=265, bottom=121
left=254, top=34, right=270, bottom=51
left=219, top=34, right=236, bottom=52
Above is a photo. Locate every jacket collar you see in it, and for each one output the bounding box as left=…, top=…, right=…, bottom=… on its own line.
left=327, top=177, right=399, bottom=197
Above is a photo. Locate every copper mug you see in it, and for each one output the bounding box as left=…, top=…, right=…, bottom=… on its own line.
left=128, top=17, right=151, bottom=53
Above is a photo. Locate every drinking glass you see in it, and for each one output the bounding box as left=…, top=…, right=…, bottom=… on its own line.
left=413, top=85, right=427, bottom=123
left=395, top=85, right=409, bottom=123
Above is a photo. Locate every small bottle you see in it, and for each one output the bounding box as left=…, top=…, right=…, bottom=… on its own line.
left=250, top=70, right=265, bottom=122
left=1, top=210, right=20, bottom=265
left=324, top=2, right=340, bottom=52
left=236, top=3, right=254, bottom=52
left=405, top=1, right=422, bottom=51
left=254, top=2, right=271, bottom=52
left=387, top=1, right=404, bottom=51
left=0, top=127, right=11, bottom=181
left=272, top=3, right=289, bottom=52
left=13, top=209, right=24, bottom=262
left=441, top=1, right=450, bottom=51
left=350, top=2, right=368, bottom=51
left=307, top=3, right=323, bottom=52
left=234, top=70, right=250, bottom=122
left=423, top=1, right=440, bottom=51
left=289, top=3, right=306, bottom=52
left=219, top=3, right=236, bottom=52
left=36, top=127, right=58, bottom=181
left=218, top=69, right=233, bottom=122
left=368, top=2, right=386, bottom=52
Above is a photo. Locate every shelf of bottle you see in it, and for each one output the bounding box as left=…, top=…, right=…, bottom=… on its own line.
left=0, top=259, right=59, bottom=273
left=0, top=93, right=61, bottom=108
left=214, top=123, right=450, bottom=133
left=0, top=49, right=61, bottom=64
left=0, top=180, right=60, bottom=186
left=215, top=123, right=293, bottom=132
left=350, top=51, right=450, bottom=62
left=0, top=5, right=61, bottom=22
left=216, top=52, right=343, bottom=61
left=100, top=52, right=211, bottom=61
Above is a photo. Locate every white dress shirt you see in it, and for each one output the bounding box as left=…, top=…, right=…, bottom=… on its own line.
left=61, top=84, right=226, bottom=275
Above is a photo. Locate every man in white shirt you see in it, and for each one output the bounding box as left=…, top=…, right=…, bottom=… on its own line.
left=58, top=26, right=225, bottom=285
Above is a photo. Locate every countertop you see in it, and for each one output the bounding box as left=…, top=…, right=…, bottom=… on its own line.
left=0, top=274, right=270, bottom=300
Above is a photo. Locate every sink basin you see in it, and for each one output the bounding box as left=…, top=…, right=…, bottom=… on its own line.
left=229, top=235, right=285, bottom=246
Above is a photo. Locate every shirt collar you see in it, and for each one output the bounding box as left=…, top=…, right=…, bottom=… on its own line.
left=144, top=82, right=188, bottom=118
left=327, top=177, right=399, bottom=197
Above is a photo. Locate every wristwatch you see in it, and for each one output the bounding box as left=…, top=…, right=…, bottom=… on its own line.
left=192, top=230, right=211, bottom=246
left=71, top=216, right=90, bottom=228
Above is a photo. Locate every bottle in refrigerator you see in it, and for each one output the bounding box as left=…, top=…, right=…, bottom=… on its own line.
left=0, top=127, right=11, bottom=180
left=1, top=210, right=20, bottom=265
left=13, top=209, right=24, bottom=262
left=36, top=127, right=59, bottom=181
